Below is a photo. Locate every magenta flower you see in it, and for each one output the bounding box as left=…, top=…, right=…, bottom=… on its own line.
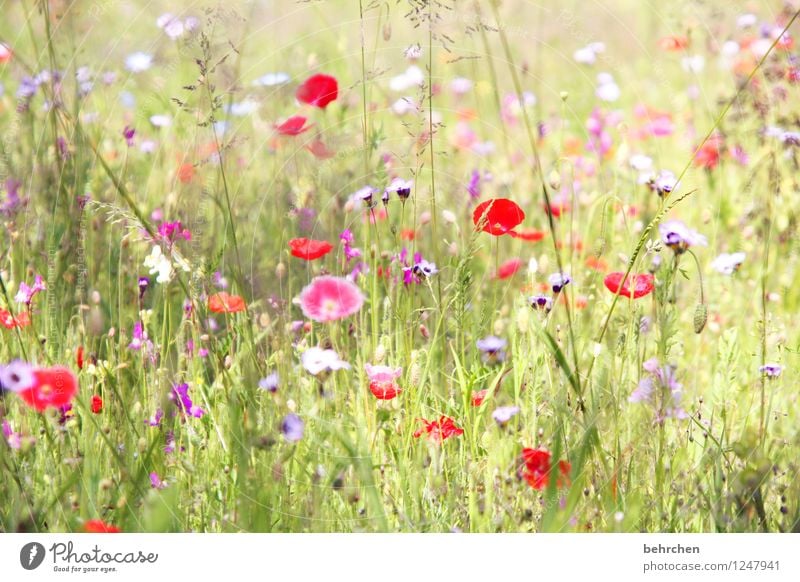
left=149, top=472, right=168, bottom=489
left=299, top=276, right=364, bottom=323
left=169, top=383, right=205, bottom=418
left=14, top=275, right=46, bottom=305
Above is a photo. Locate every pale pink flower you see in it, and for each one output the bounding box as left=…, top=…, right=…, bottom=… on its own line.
left=299, top=276, right=364, bottom=323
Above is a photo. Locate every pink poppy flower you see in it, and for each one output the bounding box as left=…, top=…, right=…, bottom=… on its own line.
left=365, top=364, right=402, bottom=400
left=299, top=276, right=364, bottom=323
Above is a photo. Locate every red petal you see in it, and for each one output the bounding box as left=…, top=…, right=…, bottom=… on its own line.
left=603, top=272, right=654, bottom=299
left=276, top=115, right=312, bottom=136
left=472, top=198, right=525, bottom=236
left=289, top=238, right=333, bottom=260
left=296, top=74, right=339, bottom=109
left=208, top=292, right=247, bottom=313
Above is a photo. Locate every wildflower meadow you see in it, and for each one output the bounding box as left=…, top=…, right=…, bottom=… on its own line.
left=0, top=0, right=799, bottom=535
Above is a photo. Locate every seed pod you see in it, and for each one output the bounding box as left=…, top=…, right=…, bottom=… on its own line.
left=693, top=303, right=707, bottom=334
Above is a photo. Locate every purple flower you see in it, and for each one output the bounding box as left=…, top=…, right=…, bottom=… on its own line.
left=629, top=358, right=688, bottom=422
left=149, top=472, right=167, bottom=489
left=158, top=220, right=191, bottom=243
left=491, top=405, right=520, bottom=425
left=169, top=383, right=205, bottom=418
left=648, top=169, right=679, bottom=197
left=710, top=252, right=745, bottom=275
left=759, top=364, right=782, bottom=378
left=14, top=275, right=46, bottom=305
left=128, top=321, right=147, bottom=351
left=138, top=277, right=150, bottom=300
left=213, top=271, right=229, bottom=289
left=412, top=258, right=438, bottom=279
left=385, top=178, right=413, bottom=201
left=258, top=372, right=279, bottom=393
left=529, top=294, right=553, bottom=312
left=466, top=169, right=481, bottom=199
left=2, top=420, right=22, bottom=450
left=340, top=229, right=361, bottom=262
left=548, top=272, right=572, bottom=293
left=354, top=185, right=377, bottom=208
left=659, top=220, right=707, bottom=253
left=145, top=408, right=164, bottom=427
left=1, top=179, right=28, bottom=216
left=476, top=335, right=507, bottom=364
left=123, top=126, right=136, bottom=146
left=281, top=413, right=304, bottom=442
left=0, top=360, right=34, bottom=393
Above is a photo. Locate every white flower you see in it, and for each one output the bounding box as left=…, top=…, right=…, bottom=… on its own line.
left=149, top=114, right=172, bottom=128
left=301, top=347, right=350, bottom=376
left=596, top=73, right=620, bottom=102
left=229, top=99, right=259, bottom=116
left=144, top=246, right=173, bottom=283
left=252, top=72, right=290, bottom=87
left=391, top=97, right=416, bottom=116
left=681, top=55, right=705, bottom=73
left=629, top=154, right=653, bottom=172
left=404, top=44, right=422, bottom=61
left=125, top=52, right=153, bottom=73
left=710, top=252, right=745, bottom=275
left=389, top=66, right=424, bottom=92
left=450, top=77, right=473, bottom=95
left=736, top=13, right=757, bottom=28
left=574, top=42, right=605, bottom=65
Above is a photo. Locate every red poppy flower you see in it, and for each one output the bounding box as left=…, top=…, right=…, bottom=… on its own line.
left=495, top=258, right=524, bottom=280
left=306, top=139, right=335, bottom=159
left=543, top=198, right=570, bottom=218
left=510, top=228, right=546, bottom=242
left=520, top=448, right=571, bottom=490
left=603, top=272, right=655, bottom=299
left=296, top=73, right=338, bottom=109
left=369, top=381, right=401, bottom=400
left=18, top=367, right=79, bottom=412
left=413, top=416, right=464, bottom=443
left=76, top=346, right=85, bottom=370
left=289, top=237, right=333, bottom=260
left=471, top=389, right=488, bottom=406
left=0, top=309, right=30, bottom=329
left=276, top=115, right=313, bottom=136
left=83, top=520, right=121, bottom=533
left=177, top=162, right=195, bottom=184
left=400, top=229, right=416, bottom=241
left=585, top=256, right=608, bottom=272
left=91, top=395, right=103, bottom=414
left=208, top=292, right=247, bottom=314
left=658, top=35, right=689, bottom=51
left=693, top=135, right=723, bottom=170
left=0, top=43, right=12, bottom=64
left=472, top=198, right=525, bottom=236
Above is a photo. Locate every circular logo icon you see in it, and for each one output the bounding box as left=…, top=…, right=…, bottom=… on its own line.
left=20, top=542, right=46, bottom=570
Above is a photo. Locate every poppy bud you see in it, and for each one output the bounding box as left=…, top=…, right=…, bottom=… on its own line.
left=693, top=303, right=707, bottom=334
left=382, top=22, right=391, bottom=41
left=90, top=395, right=103, bottom=414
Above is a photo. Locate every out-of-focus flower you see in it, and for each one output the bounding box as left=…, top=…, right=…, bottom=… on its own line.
left=759, top=364, right=782, bottom=378
left=476, top=336, right=507, bottom=365
left=301, top=347, right=350, bottom=376
left=125, top=52, right=153, bottom=73
left=299, top=276, right=364, bottom=323
left=710, top=252, right=745, bottom=275
left=491, top=406, right=520, bottom=426
left=659, top=220, right=707, bottom=253
left=413, top=416, right=464, bottom=443
left=365, top=364, right=402, bottom=400
left=281, top=413, right=304, bottom=442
